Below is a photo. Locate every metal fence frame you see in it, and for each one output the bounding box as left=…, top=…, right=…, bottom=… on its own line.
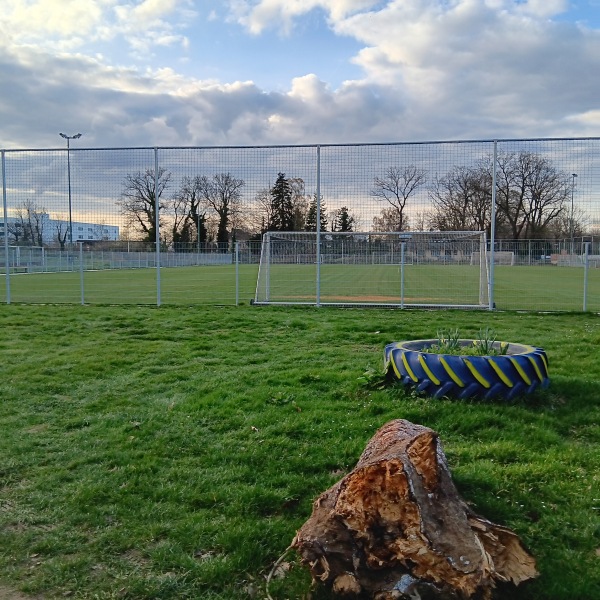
left=2, top=138, right=600, bottom=310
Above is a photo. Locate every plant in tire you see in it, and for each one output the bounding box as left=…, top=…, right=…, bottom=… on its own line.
left=384, top=339, right=549, bottom=401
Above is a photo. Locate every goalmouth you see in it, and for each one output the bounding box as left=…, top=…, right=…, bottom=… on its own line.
left=254, top=231, right=490, bottom=309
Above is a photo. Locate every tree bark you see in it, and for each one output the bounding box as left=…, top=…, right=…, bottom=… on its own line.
left=292, top=419, right=537, bottom=599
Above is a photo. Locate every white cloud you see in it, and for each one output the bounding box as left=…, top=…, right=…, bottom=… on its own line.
left=1, top=0, right=193, bottom=57
left=327, top=0, right=600, bottom=137
left=514, top=0, right=569, bottom=19
left=228, top=0, right=379, bottom=34
left=5, top=0, right=104, bottom=37
left=1, top=0, right=599, bottom=150
left=130, top=0, right=180, bottom=23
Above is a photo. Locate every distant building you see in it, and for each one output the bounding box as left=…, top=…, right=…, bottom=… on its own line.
left=69, top=220, right=119, bottom=243
left=0, top=216, right=119, bottom=246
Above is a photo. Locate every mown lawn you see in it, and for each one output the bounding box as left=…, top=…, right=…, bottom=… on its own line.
left=1, top=263, right=599, bottom=311
left=0, top=304, right=599, bottom=599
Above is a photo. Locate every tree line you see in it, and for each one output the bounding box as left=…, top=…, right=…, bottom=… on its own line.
left=119, top=170, right=357, bottom=250
left=3, top=150, right=587, bottom=248
left=370, top=151, right=585, bottom=240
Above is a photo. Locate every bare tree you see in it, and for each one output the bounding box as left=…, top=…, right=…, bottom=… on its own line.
left=495, top=152, right=570, bottom=239
left=288, top=177, right=310, bottom=230
left=371, top=166, right=427, bottom=231
left=546, top=205, right=589, bottom=240
left=196, top=173, right=244, bottom=250
left=247, top=188, right=274, bottom=236
left=428, top=153, right=570, bottom=240
left=119, top=168, right=172, bottom=244
left=410, top=210, right=432, bottom=232
left=55, top=220, right=69, bottom=250
left=171, top=176, right=209, bottom=250
left=9, top=200, right=48, bottom=246
left=372, top=207, right=403, bottom=232
left=166, top=192, right=189, bottom=249
left=429, top=165, right=493, bottom=233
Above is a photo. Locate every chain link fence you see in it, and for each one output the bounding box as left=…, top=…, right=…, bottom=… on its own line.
left=1, top=139, right=599, bottom=310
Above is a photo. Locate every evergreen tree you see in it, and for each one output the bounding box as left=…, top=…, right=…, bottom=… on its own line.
left=195, top=212, right=208, bottom=248
left=269, top=173, right=295, bottom=231
left=332, top=206, right=355, bottom=232
left=304, top=194, right=328, bottom=231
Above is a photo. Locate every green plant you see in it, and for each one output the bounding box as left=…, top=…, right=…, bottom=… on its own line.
left=426, top=328, right=462, bottom=354
left=474, top=326, right=509, bottom=356
left=424, top=327, right=509, bottom=356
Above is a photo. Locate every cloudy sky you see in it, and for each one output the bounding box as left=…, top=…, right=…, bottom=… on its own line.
left=2, top=0, right=600, bottom=150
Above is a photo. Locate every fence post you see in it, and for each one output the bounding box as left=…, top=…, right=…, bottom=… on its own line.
left=79, top=242, right=85, bottom=305
left=583, top=242, right=590, bottom=311
left=235, top=241, right=240, bottom=306
left=266, top=234, right=271, bottom=302
left=2, top=150, right=10, bottom=304
left=400, top=242, right=406, bottom=309
left=316, top=145, right=321, bottom=307
left=154, top=148, right=161, bottom=306
left=488, top=140, right=497, bottom=310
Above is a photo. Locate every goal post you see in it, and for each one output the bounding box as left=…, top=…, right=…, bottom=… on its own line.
left=254, top=231, right=489, bottom=308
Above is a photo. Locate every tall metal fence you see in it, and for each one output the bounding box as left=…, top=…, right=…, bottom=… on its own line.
left=1, top=138, right=600, bottom=310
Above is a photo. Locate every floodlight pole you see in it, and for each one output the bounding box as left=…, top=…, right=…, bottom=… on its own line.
left=59, top=132, right=82, bottom=246
left=570, top=173, right=577, bottom=256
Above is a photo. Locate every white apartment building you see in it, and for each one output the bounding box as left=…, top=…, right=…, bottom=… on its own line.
left=0, top=216, right=119, bottom=245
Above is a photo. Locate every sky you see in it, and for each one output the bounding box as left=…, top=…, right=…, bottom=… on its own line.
left=1, top=0, right=600, bottom=150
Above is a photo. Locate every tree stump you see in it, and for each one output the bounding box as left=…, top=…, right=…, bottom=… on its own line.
left=292, top=419, right=538, bottom=599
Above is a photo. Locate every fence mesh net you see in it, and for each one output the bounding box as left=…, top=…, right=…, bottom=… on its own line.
left=1, top=138, right=599, bottom=309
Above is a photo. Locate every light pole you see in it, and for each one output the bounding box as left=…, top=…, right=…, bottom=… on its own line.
left=570, top=173, right=577, bottom=255
left=59, top=132, right=82, bottom=246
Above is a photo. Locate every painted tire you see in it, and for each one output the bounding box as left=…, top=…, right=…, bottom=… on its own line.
left=384, top=340, right=549, bottom=401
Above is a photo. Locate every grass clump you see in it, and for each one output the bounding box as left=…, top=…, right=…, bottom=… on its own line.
left=0, top=305, right=599, bottom=599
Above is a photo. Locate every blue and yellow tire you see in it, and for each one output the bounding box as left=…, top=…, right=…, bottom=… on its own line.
left=384, top=340, right=549, bottom=401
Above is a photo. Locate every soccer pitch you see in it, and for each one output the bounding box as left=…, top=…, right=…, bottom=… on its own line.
left=0, top=263, right=598, bottom=311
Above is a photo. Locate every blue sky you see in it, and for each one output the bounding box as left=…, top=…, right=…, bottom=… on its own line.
left=1, top=0, right=599, bottom=149
left=169, top=4, right=365, bottom=90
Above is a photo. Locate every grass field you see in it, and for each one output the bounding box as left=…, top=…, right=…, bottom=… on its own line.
left=1, top=263, right=599, bottom=311
left=0, top=304, right=599, bottom=599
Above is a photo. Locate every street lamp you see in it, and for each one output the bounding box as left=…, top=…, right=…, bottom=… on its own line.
left=59, top=132, right=82, bottom=246
left=570, top=173, right=577, bottom=255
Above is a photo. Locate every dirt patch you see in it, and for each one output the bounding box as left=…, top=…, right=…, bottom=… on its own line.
left=283, top=294, right=441, bottom=303
left=0, top=585, right=44, bottom=600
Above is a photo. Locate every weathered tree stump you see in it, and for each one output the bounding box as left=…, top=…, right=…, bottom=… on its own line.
left=292, top=419, right=538, bottom=599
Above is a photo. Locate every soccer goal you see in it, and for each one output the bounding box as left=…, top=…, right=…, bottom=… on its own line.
left=254, top=231, right=490, bottom=308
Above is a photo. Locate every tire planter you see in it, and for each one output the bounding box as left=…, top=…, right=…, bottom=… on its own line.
left=384, top=340, right=549, bottom=401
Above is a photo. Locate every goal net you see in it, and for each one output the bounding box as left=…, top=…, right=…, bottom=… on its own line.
left=254, top=231, right=489, bottom=308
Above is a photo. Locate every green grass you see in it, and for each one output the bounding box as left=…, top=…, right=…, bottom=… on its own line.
left=1, top=263, right=599, bottom=311
left=1, top=305, right=599, bottom=599
left=0, top=265, right=260, bottom=305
